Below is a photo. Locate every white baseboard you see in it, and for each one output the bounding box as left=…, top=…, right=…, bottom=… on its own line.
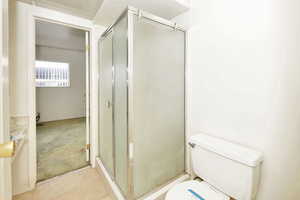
left=96, top=157, right=189, bottom=200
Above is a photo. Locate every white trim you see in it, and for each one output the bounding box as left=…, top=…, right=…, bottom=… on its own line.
left=27, top=9, right=36, bottom=189
left=30, top=3, right=94, bottom=29
left=0, top=0, right=12, bottom=199
left=18, top=0, right=102, bottom=20
left=89, top=25, right=106, bottom=168
left=21, top=1, right=103, bottom=190
left=85, top=31, right=90, bottom=162
left=96, top=157, right=126, bottom=200
left=29, top=16, right=92, bottom=185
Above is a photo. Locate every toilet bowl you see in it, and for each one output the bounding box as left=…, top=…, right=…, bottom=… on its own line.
left=165, top=180, right=230, bottom=200
left=165, top=134, right=263, bottom=200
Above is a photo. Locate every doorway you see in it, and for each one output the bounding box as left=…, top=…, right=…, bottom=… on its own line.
left=35, top=20, right=90, bottom=182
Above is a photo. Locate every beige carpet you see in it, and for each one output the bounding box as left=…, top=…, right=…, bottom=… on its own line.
left=37, top=118, right=89, bottom=181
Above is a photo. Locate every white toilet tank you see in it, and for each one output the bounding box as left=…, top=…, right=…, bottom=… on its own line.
left=189, top=134, right=263, bottom=200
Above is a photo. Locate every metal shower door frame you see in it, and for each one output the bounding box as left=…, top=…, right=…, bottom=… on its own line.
left=98, top=7, right=187, bottom=200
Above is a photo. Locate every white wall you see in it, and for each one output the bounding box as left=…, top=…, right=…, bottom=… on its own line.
left=36, top=20, right=86, bottom=122
left=36, top=46, right=86, bottom=122
left=34, top=19, right=87, bottom=123
left=174, top=0, right=300, bottom=199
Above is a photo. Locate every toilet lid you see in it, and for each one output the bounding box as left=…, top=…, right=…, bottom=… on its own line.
left=165, top=181, right=230, bottom=200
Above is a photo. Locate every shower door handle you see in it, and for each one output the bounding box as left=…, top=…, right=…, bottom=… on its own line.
left=106, top=100, right=111, bottom=108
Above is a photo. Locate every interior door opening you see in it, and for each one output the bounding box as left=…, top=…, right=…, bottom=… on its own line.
left=35, top=20, right=90, bottom=182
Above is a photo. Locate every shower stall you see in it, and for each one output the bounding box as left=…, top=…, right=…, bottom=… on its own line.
left=98, top=7, right=186, bottom=199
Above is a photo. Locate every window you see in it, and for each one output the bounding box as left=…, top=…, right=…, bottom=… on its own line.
left=35, top=61, right=70, bottom=87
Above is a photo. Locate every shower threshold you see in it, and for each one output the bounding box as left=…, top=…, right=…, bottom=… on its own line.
left=96, top=157, right=189, bottom=200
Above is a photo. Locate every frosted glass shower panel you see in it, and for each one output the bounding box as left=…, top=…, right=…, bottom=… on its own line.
left=98, top=32, right=114, bottom=177
left=132, top=15, right=186, bottom=198
left=113, top=15, right=129, bottom=195
left=98, top=8, right=186, bottom=199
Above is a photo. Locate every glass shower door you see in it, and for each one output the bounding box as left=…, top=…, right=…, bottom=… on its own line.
left=99, top=31, right=114, bottom=177
left=98, top=15, right=129, bottom=196
left=98, top=9, right=185, bottom=199
left=131, top=14, right=186, bottom=198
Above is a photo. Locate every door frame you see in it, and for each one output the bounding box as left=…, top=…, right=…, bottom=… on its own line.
left=33, top=17, right=91, bottom=180
left=27, top=7, right=97, bottom=188
left=0, top=0, right=12, bottom=199
left=33, top=16, right=91, bottom=172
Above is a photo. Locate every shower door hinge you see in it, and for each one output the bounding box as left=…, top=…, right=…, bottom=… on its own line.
left=86, top=144, right=91, bottom=150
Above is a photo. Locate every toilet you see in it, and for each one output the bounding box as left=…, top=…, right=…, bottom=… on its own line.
left=166, top=134, right=263, bottom=200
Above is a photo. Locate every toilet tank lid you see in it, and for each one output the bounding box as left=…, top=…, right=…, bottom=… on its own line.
left=189, top=134, right=263, bottom=167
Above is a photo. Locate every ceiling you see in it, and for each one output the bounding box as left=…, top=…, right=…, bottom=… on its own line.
left=18, top=0, right=189, bottom=26
left=18, top=0, right=105, bottom=19
left=94, top=0, right=190, bottom=26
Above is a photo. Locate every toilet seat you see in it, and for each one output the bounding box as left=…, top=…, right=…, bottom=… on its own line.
left=165, top=181, right=230, bottom=200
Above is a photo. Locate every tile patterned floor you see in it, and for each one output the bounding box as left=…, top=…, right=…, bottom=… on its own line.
left=13, top=167, right=116, bottom=200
